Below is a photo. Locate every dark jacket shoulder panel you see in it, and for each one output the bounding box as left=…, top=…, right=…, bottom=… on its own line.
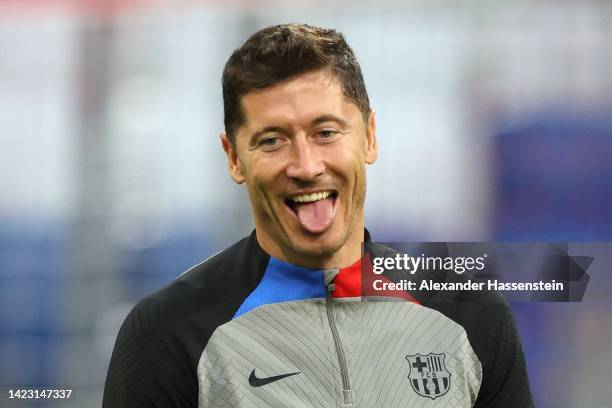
left=102, top=232, right=269, bottom=408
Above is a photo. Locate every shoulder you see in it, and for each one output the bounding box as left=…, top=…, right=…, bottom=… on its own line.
left=367, top=241, right=518, bottom=339
left=103, top=232, right=270, bottom=408
left=125, top=231, right=269, bottom=336
left=366, top=241, right=525, bottom=366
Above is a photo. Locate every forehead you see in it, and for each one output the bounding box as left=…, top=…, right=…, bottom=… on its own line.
left=239, top=69, right=357, bottom=132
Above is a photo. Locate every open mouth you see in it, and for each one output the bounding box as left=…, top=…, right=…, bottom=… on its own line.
left=285, top=190, right=338, bottom=234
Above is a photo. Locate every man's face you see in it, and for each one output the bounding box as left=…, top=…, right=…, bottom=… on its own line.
left=222, top=69, right=377, bottom=268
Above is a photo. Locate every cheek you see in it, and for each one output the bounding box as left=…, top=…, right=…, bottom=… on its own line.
left=245, top=161, right=285, bottom=202
left=325, top=140, right=362, bottom=169
left=336, top=152, right=366, bottom=187
left=346, top=154, right=367, bottom=200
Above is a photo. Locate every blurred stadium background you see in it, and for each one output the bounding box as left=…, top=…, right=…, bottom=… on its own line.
left=1, top=0, right=612, bottom=407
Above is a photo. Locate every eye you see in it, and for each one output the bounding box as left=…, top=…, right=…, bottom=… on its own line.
left=260, top=137, right=279, bottom=146
left=258, top=136, right=285, bottom=151
left=317, top=129, right=339, bottom=140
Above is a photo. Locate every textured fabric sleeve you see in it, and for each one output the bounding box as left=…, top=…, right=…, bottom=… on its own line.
left=469, top=298, right=534, bottom=408
left=102, top=298, right=197, bottom=408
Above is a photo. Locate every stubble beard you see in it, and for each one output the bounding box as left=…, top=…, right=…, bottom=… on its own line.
left=283, top=174, right=367, bottom=263
left=251, top=170, right=367, bottom=265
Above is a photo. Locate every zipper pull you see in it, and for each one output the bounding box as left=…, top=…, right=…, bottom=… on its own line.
left=343, top=389, right=354, bottom=404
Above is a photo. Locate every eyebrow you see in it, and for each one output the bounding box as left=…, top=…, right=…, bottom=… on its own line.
left=249, top=115, right=349, bottom=143
left=311, top=114, right=349, bottom=128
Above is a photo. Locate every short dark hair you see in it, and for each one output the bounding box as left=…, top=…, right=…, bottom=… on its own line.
left=222, top=23, right=370, bottom=143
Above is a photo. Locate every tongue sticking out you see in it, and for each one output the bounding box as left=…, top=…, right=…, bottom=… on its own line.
left=295, top=197, right=334, bottom=233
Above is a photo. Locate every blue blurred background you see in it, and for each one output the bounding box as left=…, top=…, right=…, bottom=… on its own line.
left=1, top=1, right=611, bottom=407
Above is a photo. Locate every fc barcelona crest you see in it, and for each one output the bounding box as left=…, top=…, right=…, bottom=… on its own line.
left=406, top=353, right=451, bottom=400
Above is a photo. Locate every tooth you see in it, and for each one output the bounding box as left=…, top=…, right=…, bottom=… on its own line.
left=290, top=191, right=333, bottom=203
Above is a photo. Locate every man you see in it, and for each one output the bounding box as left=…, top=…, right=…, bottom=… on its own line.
left=103, top=24, right=533, bottom=407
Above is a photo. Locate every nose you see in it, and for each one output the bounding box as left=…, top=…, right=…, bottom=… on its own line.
left=286, top=136, right=325, bottom=181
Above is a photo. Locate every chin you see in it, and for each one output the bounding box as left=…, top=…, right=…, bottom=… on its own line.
left=288, top=227, right=347, bottom=259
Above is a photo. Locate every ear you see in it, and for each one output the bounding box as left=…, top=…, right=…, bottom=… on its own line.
left=364, top=110, right=378, bottom=164
left=221, top=132, right=246, bottom=184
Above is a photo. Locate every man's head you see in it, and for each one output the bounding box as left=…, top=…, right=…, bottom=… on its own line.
left=221, top=24, right=377, bottom=268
